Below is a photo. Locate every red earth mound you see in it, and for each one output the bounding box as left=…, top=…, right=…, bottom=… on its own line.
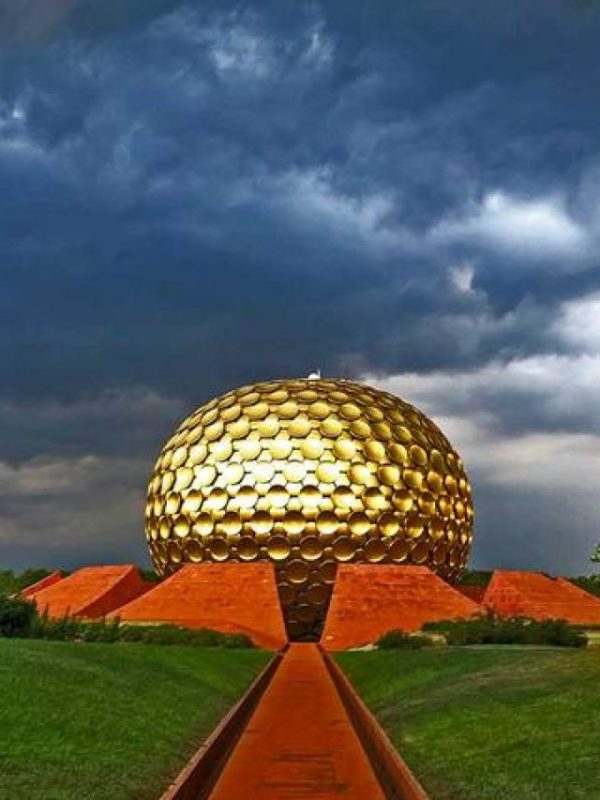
left=20, top=571, right=64, bottom=598
left=321, top=564, right=480, bottom=650
left=483, top=570, right=600, bottom=625
left=31, top=565, right=150, bottom=619
left=110, top=563, right=287, bottom=650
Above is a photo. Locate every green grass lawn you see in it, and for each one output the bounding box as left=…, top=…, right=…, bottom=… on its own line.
left=337, top=647, right=600, bottom=800
left=0, top=638, right=270, bottom=800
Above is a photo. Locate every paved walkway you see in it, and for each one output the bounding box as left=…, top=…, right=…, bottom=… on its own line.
left=209, top=644, right=385, bottom=799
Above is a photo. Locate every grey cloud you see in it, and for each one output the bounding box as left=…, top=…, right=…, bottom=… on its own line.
left=1, top=1, right=600, bottom=571
left=0, top=390, right=186, bottom=461
left=371, top=366, right=600, bottom=573
left=0, top=453, right=150, bottom=570
left=0, top=0, right=73, bottom=43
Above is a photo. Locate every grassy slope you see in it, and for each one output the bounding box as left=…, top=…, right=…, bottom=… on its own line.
left=337, top=648, right=600, bottom=800
left=0, top=639, right=269, bottom=800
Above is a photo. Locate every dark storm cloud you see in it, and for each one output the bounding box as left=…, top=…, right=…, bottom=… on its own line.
left=1, top=0, right=600, bottom=571
left=0, top=0, right=184, bottom=42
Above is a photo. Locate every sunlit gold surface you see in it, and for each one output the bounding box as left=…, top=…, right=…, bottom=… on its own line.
left=145, top=378, right=474, bottom=639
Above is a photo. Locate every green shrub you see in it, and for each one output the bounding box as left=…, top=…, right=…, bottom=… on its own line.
left=30, top=610, right=84, bottom=641
left=17, top=568, right=56, bottom=590
left=137, top=569, right=161, bottom=584
left=570, top=576, right=600, bottom=598
left=0, top=584, right=253, bottom=648
left=423, top=612, right=587, bottom=647
left=29, top=613, right=121, bottom=643
left=376, top=629, right=436, bottom=649
left=456, top=570, right=492, bottom=588
left=0, top=571, right=19, bottom=595
left=79, top=618, right=122, bottom=643
left=0, top=568, right=56, bottom=595
left=6, top=607, right=254, bottom=648
left=0, top=595, right=37, bottom=637
left=117, top=623, right=252, bottom=648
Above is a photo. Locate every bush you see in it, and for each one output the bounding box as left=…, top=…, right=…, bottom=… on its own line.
left=0, top=569, right=56, bottom=596
left=3, top=606, right=254, bottom=648
left=137, top=569, right=161, bottom=584
left=79, top=618, right=122, bottom=643
left=376, top=629, right=436, bottom=649
left=570, top=576, right=600, bottom=598
left=422, top=612, right=587, bottom=647
left=0, top=571, right=19, bottom=595
left=0, top=595, right=37, bottom=637
left=17, top=568, right=56, bottom=590
left=29, top=609, right=84, bottom=641
left=456, top=570, right=492, bottom=588
left=117, top=623, right=252, bottom=648
left=0, top=568, right=252, bottom=648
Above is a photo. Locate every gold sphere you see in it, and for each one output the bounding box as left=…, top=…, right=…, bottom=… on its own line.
left=145, top=378, right=474, bottom=639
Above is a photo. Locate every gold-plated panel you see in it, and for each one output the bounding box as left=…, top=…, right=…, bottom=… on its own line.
left=306, top=583, right=329, bottom=605
left=194, top=465, right=216, bottom=487
left=321, top=417, right=343, bottom=437
left=378, top=464, right=401, bottom=486
left=267, top=535, right=291, bottom=560
left=332, top=486, right=354, bottom=509
left=333, top=438, right=357, bottom=460
left=145, top=378, right=474, bottom=640
left=283, top=510, right=305, bottom=534
left=364, top=538, right=387, bottom=562
left=403, top=468, right=423, bottom=490
left=208, top=537, right=229, bottom=561
left=332, top=536, right=356, bottom=561
left=238, top=536, right=259, bottom=560
left=318, top=560, right=337, bottom=583
left=316, top=511, right=339, bottom=535
left=192, top=513, right=213, bottom=536
left=220, top=511, right=242, bottom=536
left=315, top=462, right=339, bottom=484
left=379, top=512, right=400, bottom=537
left=210, top=440, right=233, bottom=462
left=187, top=540, right=203, bottom=562
left=389, top=538, right=411, bottom=562
left=287, top=560, right=310, bottom=583
left=299, top=536, right=324, bottom=561
left=348, top=511, right=371, bottom=536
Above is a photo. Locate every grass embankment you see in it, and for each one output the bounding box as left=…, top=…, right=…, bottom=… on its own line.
left=337, top=647, right=600, bottom=800
left=0, top=638, right=269, bottom=800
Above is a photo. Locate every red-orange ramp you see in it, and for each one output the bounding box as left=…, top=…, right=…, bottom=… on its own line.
left=31, top=565, right=150, bottom=619
left=110, top=563, right=287, bottom=650
left=483, top=570, right=600, bottom=625
left=209, top=644, right=386, bottom=799
left=20, top=570, right=64, bottom=598
left=321, top=565, right=480, bottom=650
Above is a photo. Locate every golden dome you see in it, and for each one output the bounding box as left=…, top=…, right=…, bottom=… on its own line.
left=145, top=378, right=474, bottom=639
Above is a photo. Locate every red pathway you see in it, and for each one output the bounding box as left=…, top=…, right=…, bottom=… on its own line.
left=208, top=644, right=385, bottom=799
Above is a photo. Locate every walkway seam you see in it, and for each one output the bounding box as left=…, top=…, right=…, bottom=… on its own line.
left=321, top=649, right=431, bottom=800
left=159, top=650, right=285, bottom=800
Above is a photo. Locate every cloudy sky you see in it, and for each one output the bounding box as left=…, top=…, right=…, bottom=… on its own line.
left=1, top=0, right=599, bottom=575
